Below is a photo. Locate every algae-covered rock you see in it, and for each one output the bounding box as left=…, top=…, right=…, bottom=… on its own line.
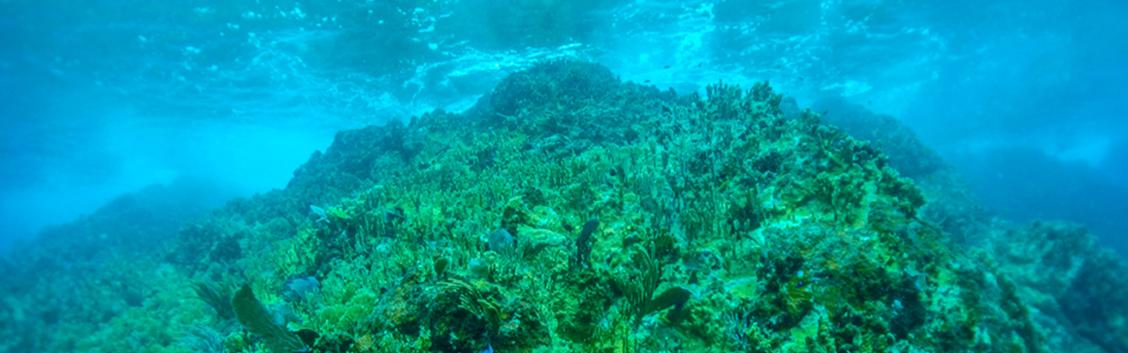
left=5, top=61, right=1128, bottom=353
left=219, top=60, right=1037, bottom=352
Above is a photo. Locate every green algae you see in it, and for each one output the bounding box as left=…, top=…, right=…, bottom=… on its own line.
left=3, top=61, right=1128, bottom=353
left=232, top=61, right=1002, bottom=351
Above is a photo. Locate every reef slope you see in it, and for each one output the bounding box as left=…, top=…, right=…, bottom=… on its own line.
left=2, top=61, right=1126, bottom=353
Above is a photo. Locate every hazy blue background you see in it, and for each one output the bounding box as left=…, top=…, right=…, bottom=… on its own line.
left=1, top=0, right=1125, bottom=253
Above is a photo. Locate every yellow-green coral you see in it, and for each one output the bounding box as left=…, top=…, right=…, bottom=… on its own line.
left=10, top=61, right=1127, bottom=353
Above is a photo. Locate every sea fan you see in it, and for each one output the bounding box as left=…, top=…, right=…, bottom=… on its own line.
left=232, top=284, right=309, bottom=353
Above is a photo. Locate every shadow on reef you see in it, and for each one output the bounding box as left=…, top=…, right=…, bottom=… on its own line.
left=2, top=61, right=1127, bottom=353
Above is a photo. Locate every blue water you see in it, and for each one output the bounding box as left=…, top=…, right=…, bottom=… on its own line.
left=1, top=0, right=1125, bottom=251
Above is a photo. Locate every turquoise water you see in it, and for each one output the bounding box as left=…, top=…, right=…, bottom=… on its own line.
left=1, top=1, right=1126, bottom=352
left=3, top=1, right=1126, bottom=247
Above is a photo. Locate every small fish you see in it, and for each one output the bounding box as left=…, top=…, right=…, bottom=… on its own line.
left=309, top=205, right=328, bottom=223
left=481, top=344, right=494, bottom=353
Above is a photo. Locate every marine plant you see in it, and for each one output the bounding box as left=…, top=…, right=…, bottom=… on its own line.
left=3, top=60, right=1128, bottom=353
left=232, top=284, right=309, bottom=353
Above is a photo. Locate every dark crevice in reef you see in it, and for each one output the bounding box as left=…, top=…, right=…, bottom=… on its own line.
left=3, top=60, right=1127, bottom=353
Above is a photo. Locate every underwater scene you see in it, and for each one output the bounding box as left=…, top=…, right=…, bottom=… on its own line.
left=2, top=1, right=1127, bottom=352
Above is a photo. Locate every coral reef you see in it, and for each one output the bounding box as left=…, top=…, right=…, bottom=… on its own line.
left=808, top=97, right=991, bottom=244
left=2, top=61, right=1126, bottom=353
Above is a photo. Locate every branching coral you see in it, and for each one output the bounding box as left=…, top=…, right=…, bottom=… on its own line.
left=12, top=60, right=1123, bottom=353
